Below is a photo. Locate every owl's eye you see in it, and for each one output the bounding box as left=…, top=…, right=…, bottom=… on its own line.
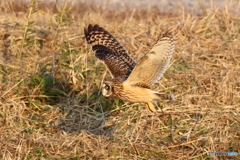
left=104, top=85, right=110, bottom=90
left=102, top=83, right=112, bottom=97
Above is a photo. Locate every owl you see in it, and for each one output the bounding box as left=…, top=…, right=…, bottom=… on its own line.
left=84, top=24, right=175, bottom=112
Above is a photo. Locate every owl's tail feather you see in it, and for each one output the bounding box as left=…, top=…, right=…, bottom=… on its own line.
left=155, top=93, right=175, bottom=101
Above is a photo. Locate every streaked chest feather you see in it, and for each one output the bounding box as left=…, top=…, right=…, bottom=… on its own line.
left=118, top=84, right=157, bottom=102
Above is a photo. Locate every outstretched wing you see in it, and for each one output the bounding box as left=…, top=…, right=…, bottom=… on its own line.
left=124, top=31, right=175, bottom=88
left=84, top=24, right=136, bottom=78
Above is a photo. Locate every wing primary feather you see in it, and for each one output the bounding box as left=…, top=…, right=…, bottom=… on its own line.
left=84, top=24, right=136, bottom=78
left=125, top=31, right=176, bottom=87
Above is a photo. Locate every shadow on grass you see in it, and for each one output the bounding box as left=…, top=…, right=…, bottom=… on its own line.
left=28, top=67, right=117, bottom=138
left=57, top=96, right=116, bottom=139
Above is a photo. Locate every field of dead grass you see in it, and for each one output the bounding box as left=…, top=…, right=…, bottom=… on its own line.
left=0, top=0, right=239, bottom=159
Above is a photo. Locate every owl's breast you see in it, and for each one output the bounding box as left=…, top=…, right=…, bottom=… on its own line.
left=120, top=85, right=155, bottom=103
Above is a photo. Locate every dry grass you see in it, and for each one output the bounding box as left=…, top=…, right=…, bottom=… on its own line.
left=0, top=0, right=239, bottom=159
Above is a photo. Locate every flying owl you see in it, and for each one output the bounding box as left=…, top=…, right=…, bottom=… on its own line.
left=84, top=24, right=175, bottom=112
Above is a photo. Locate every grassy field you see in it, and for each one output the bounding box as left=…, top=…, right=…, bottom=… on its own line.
left=0, top=0, right=239, bottom=159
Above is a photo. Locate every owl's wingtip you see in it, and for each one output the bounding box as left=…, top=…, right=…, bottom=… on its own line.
left=84, top=24, right=93, bottom=35
left=84, top=24, right=107, bottom=36
left=158, top=30, right=175, bottom=39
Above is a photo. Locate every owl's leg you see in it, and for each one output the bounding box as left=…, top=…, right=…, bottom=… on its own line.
left=146, top=102, right=157, bottom=112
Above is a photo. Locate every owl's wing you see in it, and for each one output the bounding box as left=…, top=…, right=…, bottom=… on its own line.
left=84, top=24, right=136, bottom=78
left=124, top=32, right=175, bottom=88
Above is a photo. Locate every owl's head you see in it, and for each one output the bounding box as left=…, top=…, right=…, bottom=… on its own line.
left=102, top=81, right=113, bottom=97
left=102, top=77, right=125, bottom=98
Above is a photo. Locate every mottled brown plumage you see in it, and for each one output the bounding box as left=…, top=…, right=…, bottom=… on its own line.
left=84, top=24, right=175, bottom=112
left=84, top=24, right=136, bottom=78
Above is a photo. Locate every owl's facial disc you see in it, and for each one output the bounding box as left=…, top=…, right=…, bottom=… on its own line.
left=102, top=82, right=112, bottom=97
